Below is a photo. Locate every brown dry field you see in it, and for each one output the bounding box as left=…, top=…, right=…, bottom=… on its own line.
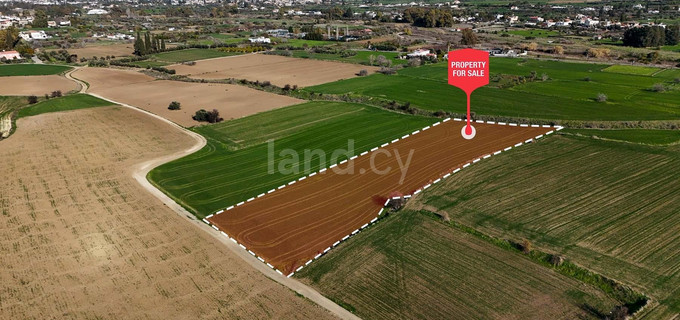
left=0, top=107, right=335, bottom=319
left=209, top=121, right=552, bottom=275
left=63, top=43, right=135, bottom=59
left=73, top=68, right=304, bottom=126
left=170, top=54, right=379, bottom=87
left=0, top=75, right=79, bottom=96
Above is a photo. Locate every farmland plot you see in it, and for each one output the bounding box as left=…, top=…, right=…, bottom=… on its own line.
left=73, top=67, right=303, bottom=126
left=0, top=64, right=71, bottom=76
left=0, top=75, right=78, bottom=96
left=205, top=119, right=551, bottom=274
left=170, top=54, right=379, bottom=87
left=306, top=58, right=680, bottom=121
left=295, top=209, right=618, bottom=320
left=410, top=135, right=680, bottom=318
left=0, top=107, right=334, bottom=319
left=149, top=101, right=437, bottom=217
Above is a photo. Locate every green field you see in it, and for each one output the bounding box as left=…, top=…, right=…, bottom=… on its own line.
left=0, top=64, right=72, bottom=76
left=407, top=135, right=680, bottom=318
left=275, top=39, right=336, bottom=47
left=0, top=96, right=26, bottom=118
left=148, top=101, right=436, bottom=217
left=564, top=129, right=680, bottom=145
left=305, top=58, right=680, bottom=121
left=135, top=48, right=243, bottom=66
left=296, top=208, right=619, bottom=319
left=279, top=50, right=408, bottom=66
left=602, top=64, right=660, bottom=76
left=17, top=94, right=114, bottom=118
left=661, top=43, right=680, bottom=52
left=505, top=29, right=560, bottom=37
left=206, top=33, right=247, bottom=43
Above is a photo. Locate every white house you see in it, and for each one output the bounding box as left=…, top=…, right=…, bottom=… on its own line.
left=406, top=49, right=433, bottom=59
left=87, top=9, right=108, bottom=15
left=266, top=29, right=289, bottom=37
left=0, top=50, right=22, bottom=60
left=19, top=30, right=51, bottom=41
left=0, top=19, right=12, bottom=29
left=248, top=36, right=271, bottom=44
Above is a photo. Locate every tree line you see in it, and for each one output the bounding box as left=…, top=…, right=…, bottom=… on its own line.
left=403, top=8, right=454, bottom=28
left=134, top=31, right=166, bottom=56
left=623, top=25, right=680, bottom=47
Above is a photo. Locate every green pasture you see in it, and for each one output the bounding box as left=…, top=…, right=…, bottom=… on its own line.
left=0, top=64, right=71, bottom=77
left=305, top=58, right=680, bottom=121
left=17, top=94, right=114, bottom=118
left=148, top=101, right=436, bottom=217
left=412, top=134, right=680, bottom=318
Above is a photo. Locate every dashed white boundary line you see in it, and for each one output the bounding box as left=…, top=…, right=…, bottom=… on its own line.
left=203, top=118, right=563, bottom=276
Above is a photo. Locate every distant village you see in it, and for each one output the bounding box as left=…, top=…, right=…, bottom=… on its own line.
left=0, top=0, right=678, bottom=64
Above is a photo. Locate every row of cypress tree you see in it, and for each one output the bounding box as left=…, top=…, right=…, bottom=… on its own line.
left=133, top=31, right=166, bottom=56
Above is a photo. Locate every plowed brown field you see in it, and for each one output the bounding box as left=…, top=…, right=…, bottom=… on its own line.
left=0, top=75, right=78, bottom=95
left=73, top=67, right=303, bottom=126
left=208, top=120, right=553, bottom=275
left=62, top=43, right=136, bottom=59
left=0, top=106, right=334, bottom=319
left=170, top=54, right=379, bottom=87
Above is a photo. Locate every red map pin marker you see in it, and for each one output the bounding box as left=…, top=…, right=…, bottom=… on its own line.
left=447, top=49, right=490, bottom=139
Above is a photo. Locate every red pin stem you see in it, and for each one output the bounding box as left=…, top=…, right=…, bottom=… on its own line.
left=447, top=49, right=490, bottom=139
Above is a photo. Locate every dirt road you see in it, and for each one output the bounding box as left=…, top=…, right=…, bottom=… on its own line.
left=64, top=70, right=359, bottom=319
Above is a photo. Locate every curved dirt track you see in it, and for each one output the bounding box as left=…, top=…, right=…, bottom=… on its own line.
left=208, top=121, right=553, bottom=275
left=64, top=68, right=358, bottom=319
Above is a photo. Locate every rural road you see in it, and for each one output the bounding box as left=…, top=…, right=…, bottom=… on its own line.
left=66, top=69, right=360, bottom=320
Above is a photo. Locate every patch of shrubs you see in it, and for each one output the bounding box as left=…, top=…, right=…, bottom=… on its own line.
left=193, top=109, right=223, bottom=123
left=597, top=93, right=608, bottom=102
left=88, top=60, right=109, bottom=67
left=150, top=66, right=176, bottom=74
left=378, top=67, right=397, bottom=75
left=651, top=83, right=666, bottom=92
left=168, top=101, right=181, bottom=110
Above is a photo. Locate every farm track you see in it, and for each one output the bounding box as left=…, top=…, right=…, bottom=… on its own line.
left=208, top=121, right=552, bottom=274
left=62, top=70, right=359, bottom=320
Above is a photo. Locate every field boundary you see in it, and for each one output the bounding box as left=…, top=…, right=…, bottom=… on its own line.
left=203, top=118, right=563, bottom=277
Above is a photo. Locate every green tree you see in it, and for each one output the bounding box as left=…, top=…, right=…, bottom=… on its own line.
left=133, top=32, right=145, bottom=55
left=666, top=25, right=680, bottom=45
left=623, top=26, right=665, bottom=47
left=144, top=32, right=152, bottom=54
left=33, top=11, right=48, bottom=28
left=168, top=101, right=181, bottom=110
left=0, top=26, right=19, bottom=50
left=343, top=7, right=354, bottom=19
left=161, top=38, right=166, bottom=51
left=326, top=6, right=343, bottom=20
left=460, top=28, right=478, bottom=46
